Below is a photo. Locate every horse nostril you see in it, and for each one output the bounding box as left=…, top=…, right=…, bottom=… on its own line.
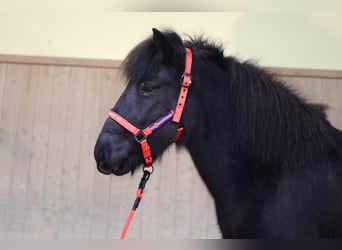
left=98, top=150, right=105, bottom=162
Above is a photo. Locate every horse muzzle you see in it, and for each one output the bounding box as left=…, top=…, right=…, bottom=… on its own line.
left=94, top=133, right=133, bottom=176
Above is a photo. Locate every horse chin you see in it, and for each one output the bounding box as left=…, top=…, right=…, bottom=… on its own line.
left=96, top=160, right=113, bottom=175
left=112, top=161, right=131, bottom=176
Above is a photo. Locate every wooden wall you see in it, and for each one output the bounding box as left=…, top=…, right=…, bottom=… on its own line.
left=0, top=56, right=341, bottom=239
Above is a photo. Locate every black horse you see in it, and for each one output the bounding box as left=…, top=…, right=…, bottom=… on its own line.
left=94, top=28, right=342, bottom=238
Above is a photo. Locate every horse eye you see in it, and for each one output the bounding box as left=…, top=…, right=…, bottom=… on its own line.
left=139, top=83, right=153, bottom=96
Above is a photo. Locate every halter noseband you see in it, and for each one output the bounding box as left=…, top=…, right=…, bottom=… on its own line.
left=108, top=110, right=175, bottom=169
left=108, top=47, right=193, bottom=170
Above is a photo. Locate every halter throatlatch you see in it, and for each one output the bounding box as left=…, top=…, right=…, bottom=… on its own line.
left=108, top=47, right=193, bottom=239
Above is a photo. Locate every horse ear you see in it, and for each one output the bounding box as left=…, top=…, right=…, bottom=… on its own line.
left=152, top=28, right=183, bottom=65
left=152, top=28, right=165, bottom=47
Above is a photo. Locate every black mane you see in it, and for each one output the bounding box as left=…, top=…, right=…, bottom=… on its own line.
left=224, top=58, right=337, bottom=170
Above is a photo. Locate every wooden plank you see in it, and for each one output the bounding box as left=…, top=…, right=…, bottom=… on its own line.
left=0, top=63, right=6, bottom=239
left=280, top=76, right=297, bottom=88
left=173, top=151, right=193, bottom=238
left=0, top=64, right=21, bottom=238
left=90, top=68, right=117, bottom=239
left=56, top=67, right=86, bottom=238
left=281, top=77, right=310, bottom=105
left=190, top=163, right=210, bottom=238
left=90, top=173, right=111, bottom=239
left=6, top=65, right=37, bottom=239
left=296, top=77, right=307, bottom=95
left=72, top=68, right=101, bottom=238
left=0, top=63, right=7, bottom=121
left=4, top=65, right=36, bottom=238
left=322, top=79, right=339, bottom=128
left=23, top=66, right=54, bottom=239
left=281, top=77, right=305, bottom=95
left=156, top=145, right=177, bottom=238
left=304, top=78, right=322, bottom=104
left=292, top=77, right=307, bottom=100
left=40, top=66, right=70, bottom=239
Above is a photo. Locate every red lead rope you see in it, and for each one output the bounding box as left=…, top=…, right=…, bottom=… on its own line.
left=109, top=47, right=193, bottom=239
left=120, top=170, right=150, bottom=239
left=109, top=110, right=173, bottom=239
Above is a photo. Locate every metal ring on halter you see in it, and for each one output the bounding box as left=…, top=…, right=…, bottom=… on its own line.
left=143, top=165, right=154, bottom=175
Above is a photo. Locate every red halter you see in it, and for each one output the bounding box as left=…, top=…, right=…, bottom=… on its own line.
left=108, top=47, right=193, bottom=239
left=108, top=47, right=192, bottom=169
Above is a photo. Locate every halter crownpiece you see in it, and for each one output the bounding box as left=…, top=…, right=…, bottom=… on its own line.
left=108, top=47, right=193, bottom=239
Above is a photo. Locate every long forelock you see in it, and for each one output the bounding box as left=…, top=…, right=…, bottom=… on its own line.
left=123, top=38, right=161, bottom=84
left=123, top=31, right=227, bottom=84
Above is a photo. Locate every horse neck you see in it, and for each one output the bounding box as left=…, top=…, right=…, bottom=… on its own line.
left=180, top=56, right=337, bottom=202
left=180, top=58, right=243, bottom=201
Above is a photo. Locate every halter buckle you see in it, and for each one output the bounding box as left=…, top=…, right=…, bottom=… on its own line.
left=180, top=72, right=192, bottom=87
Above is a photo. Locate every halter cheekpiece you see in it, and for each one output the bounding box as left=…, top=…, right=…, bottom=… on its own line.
left=108, top=47, right=193, bottom=239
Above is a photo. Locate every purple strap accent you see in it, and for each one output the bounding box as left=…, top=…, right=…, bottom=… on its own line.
left=149, top=111, right=174, bottom=132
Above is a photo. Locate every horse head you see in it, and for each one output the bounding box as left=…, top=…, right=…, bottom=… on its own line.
left=94, top=28, right=191, bottom=176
